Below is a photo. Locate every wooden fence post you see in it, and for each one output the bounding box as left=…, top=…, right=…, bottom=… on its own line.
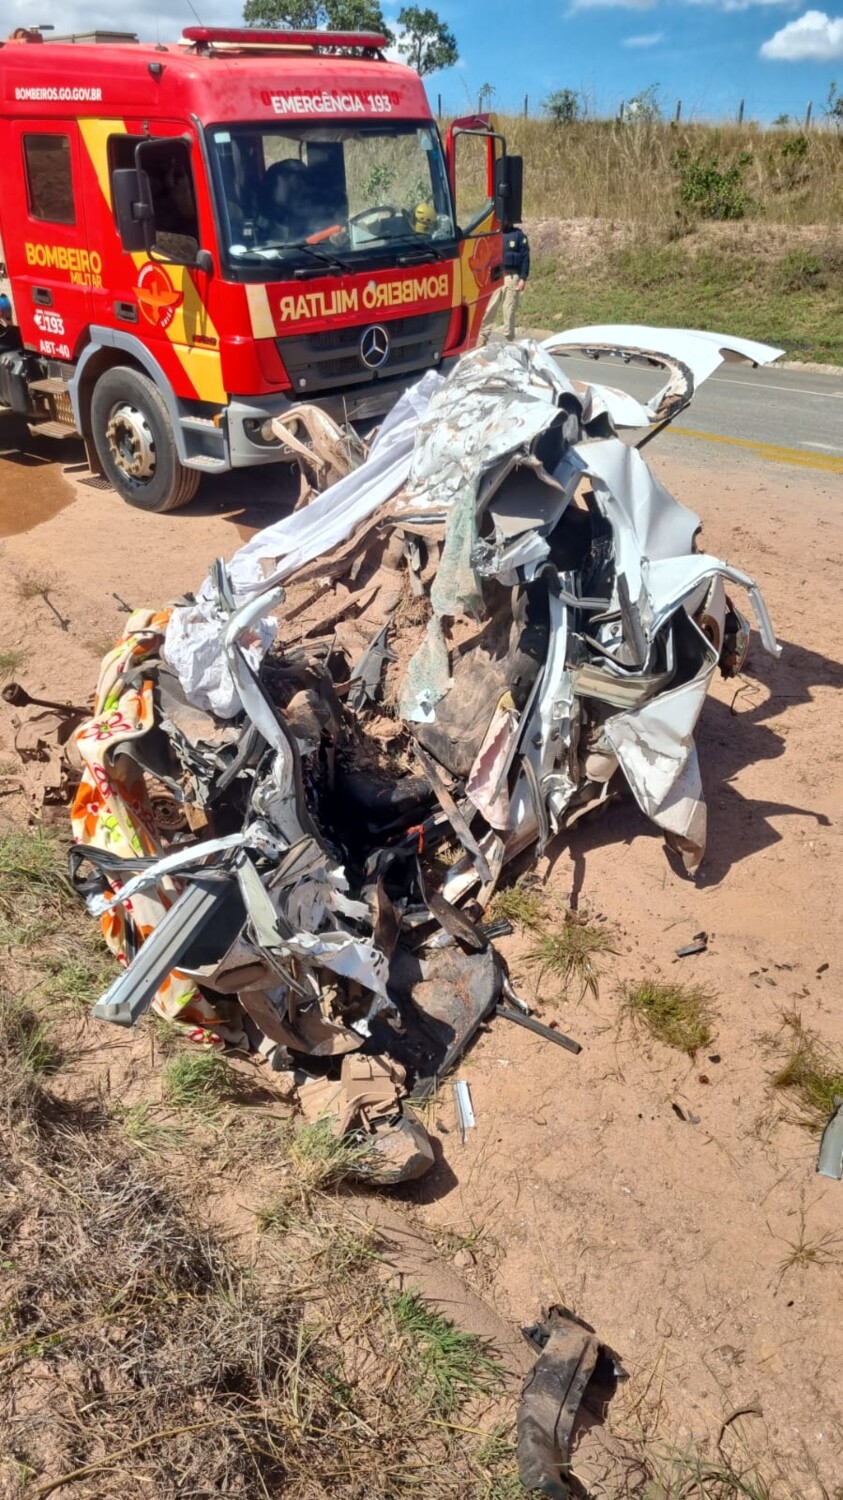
left=674, top=99, right=682, bottom=123
left=804, top=101, right=812, bottom=130
left=523, top=93, right=528, bottom=118
left=437, top=92, right=442, bottom=119
left=618, top=99, right=625, bottom=123
left=737, top=99, right=745, bottom=125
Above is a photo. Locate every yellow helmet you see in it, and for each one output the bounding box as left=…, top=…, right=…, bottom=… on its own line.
left=413, top=202, right=436, bottom=234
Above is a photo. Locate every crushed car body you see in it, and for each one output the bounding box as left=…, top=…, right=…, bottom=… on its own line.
left=58, top=326, right=782, bottom=1181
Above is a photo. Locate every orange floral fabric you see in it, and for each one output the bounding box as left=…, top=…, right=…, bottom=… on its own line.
left=70, top=610, right=226, bottom=1029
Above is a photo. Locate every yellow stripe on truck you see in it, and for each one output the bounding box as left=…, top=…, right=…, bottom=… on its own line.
left=245, top=283, right=276, bottom=340
left=78, top=118, right=227, bottom=406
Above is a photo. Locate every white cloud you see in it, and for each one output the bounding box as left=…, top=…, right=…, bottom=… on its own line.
left=571, top=0, right=792, bottom=10
left=761, top=7, right=843, bottom=55
left=568, top=0, right=654, bottom=14
left=15, top=0, right=235, bottom=43
left=622, top=28, right=665, bottom=42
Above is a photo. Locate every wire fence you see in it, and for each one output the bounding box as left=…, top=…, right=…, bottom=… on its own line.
left=435, top=92, right=841, bottom=132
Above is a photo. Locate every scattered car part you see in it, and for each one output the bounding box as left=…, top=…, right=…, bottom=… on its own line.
left=517, top=1305, right=601, bottom=1499
left=495, top=1005, right=582, bottom=1056
left=676, top=932, right=708, bottom=958
left=454, top=1079, right=476, bottom=1144
left=817, top=1098, right=843, bottom=1181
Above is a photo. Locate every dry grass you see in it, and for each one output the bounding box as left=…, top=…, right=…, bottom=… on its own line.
left=0, top=824, right=78, bottom=948
left=0, top=980, right=517, bottom=1499
left=453, top=116, right=843, bottom=361
left=146, top=1012, right=183, bottom=1057
left=606, top=1449, right=826, bottom=1499
left=15, top=572, right=56, bottom=603
left=771, top=1012, right=843, bottom=1126
left=775, top=1202, right=843, bottom=1280
left=525, top=907, right=615, bottom=1002
left=41, top=946, right=113, bottom=1008
left=492, top=116, right=843, bottom=229
left=0, top=647, right=26, bottom=680
left=114, top=1100, right=184, bottom=1154
left=620, top=978, right=716, bottom=1056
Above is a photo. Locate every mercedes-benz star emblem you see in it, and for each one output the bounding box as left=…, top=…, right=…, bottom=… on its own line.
left=360, top=324, right=390, bottom=370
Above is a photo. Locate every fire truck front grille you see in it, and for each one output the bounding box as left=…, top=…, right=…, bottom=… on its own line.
left=277, top=311, right=452, bottom=396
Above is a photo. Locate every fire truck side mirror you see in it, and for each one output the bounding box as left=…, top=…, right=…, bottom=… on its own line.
left=494, top=155, right=524, bottom=227
left=113, top=168, right=155, bottom=254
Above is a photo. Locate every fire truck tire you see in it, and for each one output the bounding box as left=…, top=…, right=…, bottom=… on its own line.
left=90, top=368, right=201, bottom=513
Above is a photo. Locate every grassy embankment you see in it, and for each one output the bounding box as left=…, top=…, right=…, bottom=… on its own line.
left=494, top=118, right=843, bottom=363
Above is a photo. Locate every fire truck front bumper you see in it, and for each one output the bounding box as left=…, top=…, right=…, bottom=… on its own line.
left=226, top=363, right=458, bottom=467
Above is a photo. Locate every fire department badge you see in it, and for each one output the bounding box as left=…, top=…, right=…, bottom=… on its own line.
left=135, top=263, right=183, bottom=330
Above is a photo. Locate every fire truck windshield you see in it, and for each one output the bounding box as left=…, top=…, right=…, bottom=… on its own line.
left=207, top=121, right=456, bottom=277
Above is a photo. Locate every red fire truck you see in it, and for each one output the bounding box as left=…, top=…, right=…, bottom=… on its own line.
left=0, top=27, right=522, bottom=512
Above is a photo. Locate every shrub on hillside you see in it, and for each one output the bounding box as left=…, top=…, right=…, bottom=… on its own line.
left=674, top=146, right=753, bottom=220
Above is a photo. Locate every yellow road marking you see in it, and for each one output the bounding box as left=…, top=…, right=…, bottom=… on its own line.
left=671, top=425, right=843, bottom=475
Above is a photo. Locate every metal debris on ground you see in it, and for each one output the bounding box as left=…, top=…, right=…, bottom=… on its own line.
left=817, top=1097, right=843, bottom=1181
left=453, top=1079, right=476, bottom=1144
left=517, top=1305, right=602, bottom=1498
left=6, top=328, right=783, bottom=1185
left=676, top=931, right=708, bottom=958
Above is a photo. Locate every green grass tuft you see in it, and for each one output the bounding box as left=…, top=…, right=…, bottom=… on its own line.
left=162, top=1048, right=234, bottom=1112
left=147, top=1013, right=183, bottom=1058
left=634, top=1447, right=807, bottom=1499
left=487, top=883, right=549, bottom=932
left=2, top=997, right=61, bottom=1078
left=525, top=909, right=614, bottom=1002
left=0, top=826, right=74, bottom=909
left=256, top=1198, right=293, bottom=1234
left=621, top=978, right=715, bottom=1056
left=114, top=1101, right=183, bottom=1153
left=390, top=1289, right=502, bottom=1419
left=281, top=1117, right=375, bottom=1196
left=772, top=1013, right=843, bottom=1127
left=42, top=946, right=114, bottom=1009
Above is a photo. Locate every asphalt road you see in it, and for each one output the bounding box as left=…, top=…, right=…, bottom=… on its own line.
left=553, top=352, right=843, bottom=475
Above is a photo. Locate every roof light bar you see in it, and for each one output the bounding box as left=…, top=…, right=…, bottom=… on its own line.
left=182, top=26, right=387, bottom=52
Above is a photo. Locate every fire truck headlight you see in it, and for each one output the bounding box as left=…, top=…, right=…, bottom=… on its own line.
left=243, top=418, right=282, bottom=447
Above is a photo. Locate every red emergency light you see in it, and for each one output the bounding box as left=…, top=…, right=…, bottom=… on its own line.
left=182, top=26, right=388, bottom=53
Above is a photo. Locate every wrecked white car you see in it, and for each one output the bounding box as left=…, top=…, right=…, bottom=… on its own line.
left=48, top=326, right=782, bottom=1180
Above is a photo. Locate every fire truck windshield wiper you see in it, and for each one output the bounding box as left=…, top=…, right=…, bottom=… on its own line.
left=287, top=241, right=355, bottom=276
left=396, top=243, right=447, bottom=265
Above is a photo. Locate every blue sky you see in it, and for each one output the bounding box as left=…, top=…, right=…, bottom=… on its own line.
left=412, top=0, right=843, bottom=122
left=16, top=0, right=843, bottom=123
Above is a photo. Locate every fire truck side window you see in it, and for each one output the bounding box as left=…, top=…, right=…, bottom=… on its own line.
left=23, top=134, right=76, bottom=225
left=108, top=134, right=200, bottom=263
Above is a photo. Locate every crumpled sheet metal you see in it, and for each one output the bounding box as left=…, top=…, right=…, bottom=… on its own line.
left=163, top=371, right=443, bottom=719
left=545, top=323, right=784, bottom=427
left=69, top=329, right=783, bottom=1188
left=161, top=334, right=780, bottom=876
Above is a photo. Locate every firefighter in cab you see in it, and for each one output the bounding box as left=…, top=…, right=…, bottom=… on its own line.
left=480, top=219, right=530, bottom=344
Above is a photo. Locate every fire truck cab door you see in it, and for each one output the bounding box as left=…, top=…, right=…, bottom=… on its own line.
left=5, top=122, right=93, bottom=362
left=444, top=115, right=503, bottom=345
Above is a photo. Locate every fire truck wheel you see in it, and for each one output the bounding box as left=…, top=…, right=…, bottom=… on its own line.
left=90, top=368, right=201, bottom=513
